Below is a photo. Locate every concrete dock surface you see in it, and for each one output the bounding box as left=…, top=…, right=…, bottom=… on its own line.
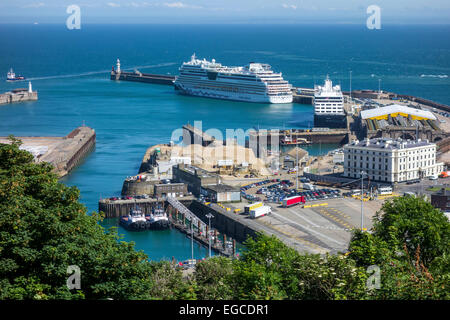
left=0, top=126, right=96, bottom=177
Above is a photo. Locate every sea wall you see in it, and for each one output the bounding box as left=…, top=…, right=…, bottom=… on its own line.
left=187, top=201, right=258, bottom=243
left=0, top=91, right=38, bottom=105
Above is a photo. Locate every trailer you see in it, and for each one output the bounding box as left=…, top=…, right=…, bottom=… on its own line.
left=282, top=195, right=306, bottom=208
left=250, top=205, right=271, bottom=219
left=245, top=202, right=263, bottom=214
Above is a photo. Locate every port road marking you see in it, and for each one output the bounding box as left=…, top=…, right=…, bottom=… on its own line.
left=318, top=208, right=352, bottom=229
left=274, top=210, right=346, bottom=247
left=258, top=220, right=321, bottom=251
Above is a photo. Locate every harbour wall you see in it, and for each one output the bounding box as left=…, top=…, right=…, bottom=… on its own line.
left=62, top=127, right=96, bottom=176
left=0, top=91, right=38, bottom=105
left=187, top=201, right=258, bottom=244
left=54, top=127, right=96, bottom=177
left=98, top=197, right=194, bottom=218
left=111, top=71, right=175, bottom=85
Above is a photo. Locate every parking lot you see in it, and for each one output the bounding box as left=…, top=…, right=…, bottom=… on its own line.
left=231, top=178, right=386, bottom=255
left=240, top=178, right=343, bottom=204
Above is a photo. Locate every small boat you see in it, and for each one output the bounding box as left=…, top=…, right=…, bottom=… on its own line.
left=7, top=68, right=25, bottom=82
left=280, top=137, right=311, bottom=145
left=147, top=205, right=171, bottom=230
left=119, top=206, right=149, bottom=231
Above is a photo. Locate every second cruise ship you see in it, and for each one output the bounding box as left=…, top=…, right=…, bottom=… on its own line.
left=313, top=76, right=347, bottom=128
left=174, top=54, right=293, bottom=104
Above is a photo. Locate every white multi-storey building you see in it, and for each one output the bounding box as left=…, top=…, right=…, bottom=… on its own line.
left=343, top=137, right=444, bottom=183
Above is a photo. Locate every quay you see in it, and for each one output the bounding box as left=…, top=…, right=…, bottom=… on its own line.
left=0, top=82, right=37, bottom=105
left=98, top=196, right=239, bottom=257
left=0, top=126, right=96, bottom=177
left=292, top=87, right=314, bottom=105
left=110, top=59, right=175, bottom=85
left=249, top=128, right=350, bottom=155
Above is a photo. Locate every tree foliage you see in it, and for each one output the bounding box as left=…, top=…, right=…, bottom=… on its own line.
left=0, top=138, right=154, bottom=299
left=348, top=196, right=450, bottom=299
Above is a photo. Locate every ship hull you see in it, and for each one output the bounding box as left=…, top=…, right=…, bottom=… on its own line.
left=148, top=219, right=171, bottom=230
left=6, top=78, right=25, bottom=82
left=314, top=114, right=347, bottom=129
left=119, top=219, right=150, bottom=231
left=174, top=83, right=293, bottom=104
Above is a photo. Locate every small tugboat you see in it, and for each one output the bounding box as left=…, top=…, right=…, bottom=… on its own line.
left=119, top=206, right=149, bottom=231
left=7, top=68, right=25, bottom=82
left=148, top=205, right=171, bottom=230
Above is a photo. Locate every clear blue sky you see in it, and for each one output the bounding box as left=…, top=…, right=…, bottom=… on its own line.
left=0, top=0, right=449, bottom=24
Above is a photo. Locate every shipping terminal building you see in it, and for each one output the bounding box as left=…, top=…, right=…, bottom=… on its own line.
left=343, top=137, right=444, bottom=183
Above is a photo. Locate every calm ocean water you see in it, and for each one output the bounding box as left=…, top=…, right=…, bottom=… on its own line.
left=0, top=24, right=449, bottom=260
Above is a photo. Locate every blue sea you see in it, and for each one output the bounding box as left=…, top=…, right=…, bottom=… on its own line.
left=0, top=24, right=449, bottom=260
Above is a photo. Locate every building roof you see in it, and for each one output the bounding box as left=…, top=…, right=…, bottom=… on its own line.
left=284, top=147, right=308, bottom=159
left=360, top=104, right=436, bottom=121
left=345, top=137, right=434, bottom=150
left=204, top=184, right=240, bottom=193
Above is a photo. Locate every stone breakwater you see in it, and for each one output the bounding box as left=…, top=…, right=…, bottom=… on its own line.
left=0, top=126, right=96, bottom=178
left=0, top=88, right=38, bottom=105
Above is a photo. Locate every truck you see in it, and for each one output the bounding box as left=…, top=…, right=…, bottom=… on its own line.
left=250, top=205, right=271, bottom=219
left=303, top=183, right=316, bottom=191
left=439, top=171, right=450, bottom=178
left=282, top=195, right=306, bottom=208
left=244, top=202, right=263, bottom=214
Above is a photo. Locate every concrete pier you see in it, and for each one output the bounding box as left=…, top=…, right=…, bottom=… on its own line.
left=110, top=60, right=174, bottom=85
left=0, top=126, right=96, bottom=177
left=0, top=86, right=38, bottom=105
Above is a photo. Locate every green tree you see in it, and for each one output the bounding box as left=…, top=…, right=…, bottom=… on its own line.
left=0, top=138, right=153, bottom=299
left=373, top=196, right=450, bottom=267
left=231, top=234, right=368, bottom=300
left=348, top=196, right=450, bottom=299
left=193, top=256, right=233, bottom=300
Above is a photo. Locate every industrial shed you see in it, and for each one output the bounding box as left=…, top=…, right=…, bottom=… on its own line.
left=201, top=184, right=241, bottom=203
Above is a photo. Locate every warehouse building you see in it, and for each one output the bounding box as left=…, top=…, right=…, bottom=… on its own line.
left=201, top=184, right=241, bottom=203
left=359, top=104, right=446, bottom=142
left=343, top=137, right=444, bottom=183
left=431, top=188, right=450, bottom=214
left=172, top=164, right=221, bottom=196
left=154, top=183, right=188, bottom=198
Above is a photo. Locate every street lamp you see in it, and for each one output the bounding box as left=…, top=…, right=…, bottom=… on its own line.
left=360, top=171, right=366, bottom=231
left=191, top=218, right=195, bottom=260
left=205, top=213, right=214, bottom=258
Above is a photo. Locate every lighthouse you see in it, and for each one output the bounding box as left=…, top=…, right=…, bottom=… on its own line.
left=28, top=81, right=33, bottom=93
left=116, top=59, right=121, bottom=73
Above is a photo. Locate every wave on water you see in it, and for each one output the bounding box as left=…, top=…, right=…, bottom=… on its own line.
left=23, top=62, right=177, bottom=81
left=420, top=74, right=448, bottom=79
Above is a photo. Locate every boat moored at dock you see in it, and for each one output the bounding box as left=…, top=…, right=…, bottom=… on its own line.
left=148, top=205, right=171, bottom=230
left=174, top=54, right=293, bottom=104
left=119, top=206, right=150, bottom=231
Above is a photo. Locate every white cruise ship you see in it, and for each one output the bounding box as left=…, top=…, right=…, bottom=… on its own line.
left=174, top=54, right=293, bottom=104
left=313, top=76, right=346, bottom=128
